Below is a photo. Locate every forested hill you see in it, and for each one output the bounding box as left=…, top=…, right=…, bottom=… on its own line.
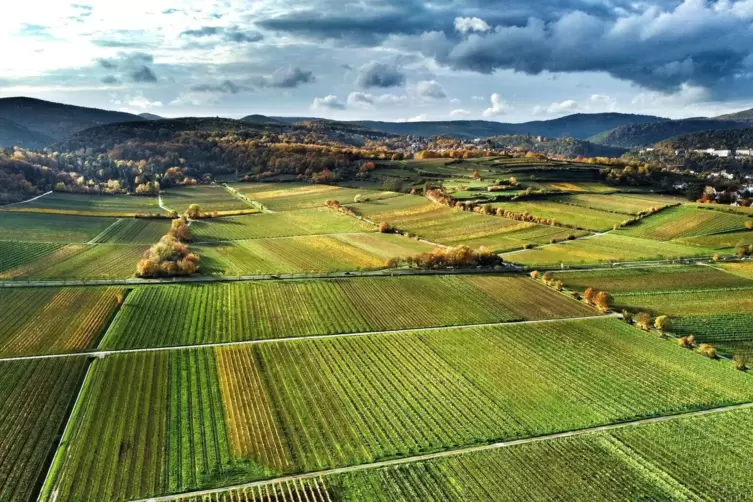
left=657, top=127, right=753, bottom=151
left=714, top=108, right=753, bottom=121
left=0, top=118, right=54, bottom=149
left=0, top=97, right=144, bottom=147
left=486, top=135, right=627, bottom=158
left=590, top=119, right=753, bottom=148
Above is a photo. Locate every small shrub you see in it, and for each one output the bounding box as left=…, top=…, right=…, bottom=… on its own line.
left=523, top=243, right=535, bottom=249
left=621, top=310, right=632, bottom=324
left=636, top=312, right=652, bottom=331
left=530, top=270, right=540, bottom=280
left=734, top=353, right=749, bottom=371
left=698, top=344, right=718, bottom=359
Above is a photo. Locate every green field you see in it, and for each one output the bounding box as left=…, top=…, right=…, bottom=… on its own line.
left=43, top=318, right=753, bottom=500
left=6, top=244, right=147, bottom=280
left=554, top=265, right=753, bottom=294
left=196, top=233, right=433, bottom=275
left=240, top=183, right=400, bottom=211
left=0, top=212, right=117, bottom=243
left=492, top=200, right=628, bottom=231
left=0, top=357, right=89, bottom=502
left=551, top=193, right=680, bottom=215
left=10, top=192, right=161, bottom=215
left=161, top=185, right=253, bottom=212
left=0, top=287, right=122, bottom=357
left=168, top=408, right=753, bottom=501
left=0, top=241, right=66, bottom=273
left=673, top=314, right=753, bottom=358
left=347, top=194, right=581, bottom=250
left=191, top=209, right=373, bottom=242
left=621, top=205, right=751, bottom=241
left=676, top=229, right=753, bottom=249
left=721, top=261, right=753, bottom=279
left=613, top=287, right=753, bottom=317
left=100, top=275, right=595, bottom=349
left=89, top=218, right=171, bottom=244
left=505, top=234, right=713, bottom=266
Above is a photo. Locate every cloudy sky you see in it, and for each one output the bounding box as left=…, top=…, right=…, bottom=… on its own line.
left=4, top=0, right=753, bottom=122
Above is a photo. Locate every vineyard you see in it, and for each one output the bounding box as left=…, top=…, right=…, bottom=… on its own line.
left=240, top=183, right=399, bottom=212
left=90, top=218, right=171, bottom=244
left=100, top=275, right=594, bottom=349
left=0, top=286, right=122, bottom=357
left=621, top=205, right=751, bottom=240
left=195, top=233, right=429, bottom=276
left=492, top=200, right=627, bottom=231
left=0, top=357, right=89, bottom=502
left=11, top=192, right=161, bottom=215
left=551, top=193, right=679, bottom=215
left=45, top=318, right=753, bottom=500
left=676, top=229, right=753, bottom=249
left=10, top=243, right=147, bottom=280
left=673, top=314, right=753, bottom=357
left=0, top=241, right=65, bottom=273
left=0, top=212, right=117, bottom=242
left=554, top=265, right=753, bottom=294
left=721, top=261, right=753, bottom=279
left=613, top=287, right=753, bottom=316
left=162, top=185, right=253, bottom=212
left=190, top=209, right=373, bottom=242
left=505, top=234, right=712, bottom=266
left=166, top=408, right=753, bottom=501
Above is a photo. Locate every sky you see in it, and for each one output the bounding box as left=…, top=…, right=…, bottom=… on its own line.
left=4, top=0, right=753, bottom=122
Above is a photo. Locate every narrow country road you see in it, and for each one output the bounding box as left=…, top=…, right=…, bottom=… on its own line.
left=130, top=400, right=753, bottom=502
left=0, top=313, right=615, bottom=363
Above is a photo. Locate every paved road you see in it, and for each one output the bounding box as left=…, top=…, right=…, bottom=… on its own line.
left=0, top=314, right=615, bottom=363
left=131, top=399, right=753, bottom=502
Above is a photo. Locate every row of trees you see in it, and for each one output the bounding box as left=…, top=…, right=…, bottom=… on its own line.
left=387, top=246, right=503, bottom=270
left=136, top=217, right=200, bottom=278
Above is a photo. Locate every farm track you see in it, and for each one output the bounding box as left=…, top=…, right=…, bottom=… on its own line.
left=0, top=314, right=617, bottom=363
left=221, top=184, right=274, bottom=213
left=1, top=191, right=53, bottom=207
left=130, top=399, right=753, bottom=502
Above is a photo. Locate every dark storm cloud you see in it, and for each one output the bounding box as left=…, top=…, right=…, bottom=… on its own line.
left=180, top=26, right=263, bottom=43
left=130, top=66, right=158, bottom=83
left=255, top=0, right=753, bottom=98
left=267, top=66, right=315, bottom=88
left=355, top=62, right=405, bottom=89
left=97, top=52, right=158, bottom=84
left=190, top=80, right=245, bottom=94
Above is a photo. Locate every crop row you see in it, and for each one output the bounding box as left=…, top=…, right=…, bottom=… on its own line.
left=0, top=211, right=117, bottom=243
left=240, top=182, right=399, bottom=212
left=168, top=408, right=753, bottom=501
left=0, top=357, right=88, bottom=502
left=162, top=185, right=252, bottom=213
left=91, top=218, right=171, bottom=244
left=100, top=275, right=595, bottom=350
left=673, top=313, right=753, bottom=358
left=0, top=241, right=65, bottom=274
left=11, top=244, right=147, bottom=281
left=622, top=205, right=750, bottom=241
left=552, top=193, right=678, bottom=216
left=45, top=318, right=753, bottom=500
left=0, top=286, right=123, bottom=357
left=20, top=192, right=160, bottom=214
left=491, top=200, right=626, bottom=231
left=613, top=287, right=753, bottom=317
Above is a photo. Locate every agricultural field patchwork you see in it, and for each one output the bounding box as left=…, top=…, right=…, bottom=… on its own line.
left=0, top=241, right=66, bottom=273
left=676, top=229, right=753, bottom=249
left=0, top=286, right=123, bottom=357
left=0, top=212, right=117, bottom=243
left=191, top=209, right=373, bottom=242
left=621, top=205, right=751, bottom=241
left=89, top=218, right=172, bottom=244
left=44, top=318, right=753, bottom=500
left=169, top=408, right=753, bottom=502
left=239, top=183, right=399, bottom=211
left=100, top=275, right=595, bottom=349
left=673, top=314, right=753, bottom=358
left=161, top=185, right=253, bottom=213
left=6, top=243, right=147, bottom=280
left=551, top=193, right=680, bottom=215
left=0, top=357, right=89, bottom=502
left=553, top=265, right=753, bottom=294
left=613, top=287, right=753, bottom=317
left=505, top=234, right=713, bottom=266
left=8, top=192, right=161, bottom=215
left=720, top=260, right=753, bottom=279
left=492, top=200, right=628, bottom=231
left=195, top=233, right=433, bottom=276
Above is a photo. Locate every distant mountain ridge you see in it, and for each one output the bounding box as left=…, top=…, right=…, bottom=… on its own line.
left=0, top=97, right=144, bottom=148
left=262, top=113, right=666, bottom=140
left=658, top=127, right=753, bottom=151
left=590, top=119, right=753, bottom=148
left=0, top=118, right=54, bottom=149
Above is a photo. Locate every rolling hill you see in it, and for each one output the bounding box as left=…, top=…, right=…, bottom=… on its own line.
left=657, top=127, right=753, bottom=151
left=714, top=108, right=753, bottom=121
left=0, top=118, right=54, bottom=149
left=0, top=97, right=144, bottom=146
left=487, top=135, right=628, bottom=158
left=590, top=119, right=753, bottom=148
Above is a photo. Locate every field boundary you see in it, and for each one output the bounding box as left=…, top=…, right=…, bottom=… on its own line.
left=129, top=399, right=753, bottom=502
left=0, top=314, right=616, bottom=363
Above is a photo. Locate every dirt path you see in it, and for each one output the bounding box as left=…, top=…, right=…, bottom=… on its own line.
left=2, top=191, right=53, bottom=208
left=130, top=399, right=753, bottom=502
left=0, top=313, right=614, bottom=364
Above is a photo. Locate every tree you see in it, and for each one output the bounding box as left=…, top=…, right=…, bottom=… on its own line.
left=636, top=312, right=652, bottom=331
left=378, top=222, right=394, bottom=233
left=472, top=170, right=481, bottom=180
left=654, top=315, right=672, bottom=337
left=584, top=288, right=597, bottom=305
left=734, top=353, right=749, bottom=371
left=697, top=344, right=718, bottom=359
left=542, top=271, right=553, bottom=285
left=594, top=291, right=613, bottom=312
left=746, top=220, right=753, bottom=231
left=116, top=293, right=125, bottom=305
left=530, top=270, right=540, bottom=280
left=185, top=203, right=201, bottom=219
left=678, top=336, right=694, bottom=349
left=622, top=310, right=633, bottom=324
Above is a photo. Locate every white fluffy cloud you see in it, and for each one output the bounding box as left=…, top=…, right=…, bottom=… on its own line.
left=449, top=109, right=471, bottom=118
left=454, top=17, right=491, bottom=34
left=311, top=95, right=345, bottom=111
left=416, top=80, right=447, bottom=100
left=482, top=93, right=514, bottom=117
left=346, top=92, right=407, bottom=108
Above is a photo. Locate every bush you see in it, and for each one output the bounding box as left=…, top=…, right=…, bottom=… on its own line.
left=530, top=270, right=540, bottom=280
left=636, top=312, right=652, bottom=331
left=379, top=222, right=394, bottom=233
left=734, top=353, right=749, bottom=371
left=697, top=344, right=718, bottom=359
left=621, top=310, right=633, bottom=324
left=390, top=246, right=503, bottom=270
left=654, top=315, right=672, bottom=337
